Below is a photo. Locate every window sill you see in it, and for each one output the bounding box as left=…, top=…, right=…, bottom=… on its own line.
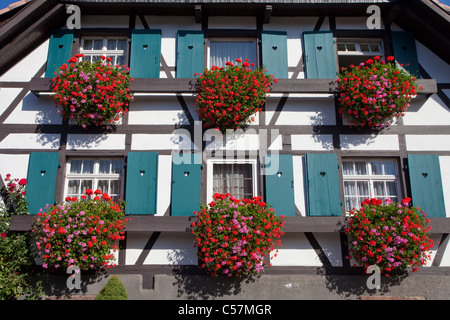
left=30, top=77, right=438, bottom=96
left=9, top=215, right=450, bottom=233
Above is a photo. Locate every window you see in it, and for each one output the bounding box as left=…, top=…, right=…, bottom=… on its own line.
left=65, top=159, right=124, bottom=202
left=207, top=159, right=258, bottom=200
left=80, top=38, right=128, bottom=66
left=208, top=39, right=257, bottom=68
left=342, top=159, right=401, bottom=212
left=337, top=38, right=384, bottom=68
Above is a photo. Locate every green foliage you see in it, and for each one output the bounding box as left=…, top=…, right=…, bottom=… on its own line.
left=194, top=58, right=276, bottom=133
left=0, top=174, right=43, bottom=300
left=95, top=275, right=128, bottom=300
left=31, top=189, right=127, bottom=271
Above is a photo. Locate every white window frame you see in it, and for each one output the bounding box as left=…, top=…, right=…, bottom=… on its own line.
left=206, top=158, right=259, bottom=201
left=64, top=158, right=124, bottom=201
left=337, top=38, right=384, bottom=68
left=207, top=38, right=257, bottom=69
left=80, top=37, right=128, bottom=66
left=342, top=158, right=402, bottom=212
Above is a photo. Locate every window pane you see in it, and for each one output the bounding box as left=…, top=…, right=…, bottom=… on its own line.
left=110, top=180, right=121, bottom=195
left=99, top=160, right=111, bottom=174
left=384, top=161, right=396, bottom=175
left=117, top=40, right=127, bottom=51
left=98, top=180, right=109, bottom=194
left=70, top=160, right=82, bottom=174
left=93, top=39, right=103, bottom=50
left=82, top=160, right=94, bottom=174
left=386, top=181, right=398, bottom=197
left=346, top=43, right=356, bottom=51
left=116, top=55, right=126, bottom=67
left=80, top=180, right=93, bottom=194
left=357, top=181, right=369, bottom=196
left=359, top=43, right=370, bottom=51
left=337, top=43, right=346, bottom=51
left=111, top=160, right=123, bottom=174
left=343, top=162, right=354, bottom=175
left=371, top=161, right=384, bottom=175
left=373, top=181, right=386, bottom=196
left=83, top=39, right=93, bottom=50
left=210, top=41, right=256, bottom=68
left=92, top=55, right=102, bottom=63
left=355, top=162, right=367, bottom=175
left=67, top=180, right=80, bottom=195
left=107, top=39, right=117, bottom=50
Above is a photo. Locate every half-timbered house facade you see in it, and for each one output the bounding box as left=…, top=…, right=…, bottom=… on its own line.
left=1, top=0, right=449, bottom=298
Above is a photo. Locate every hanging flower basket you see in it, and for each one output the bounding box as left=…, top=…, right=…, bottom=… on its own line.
left=337, top=56, right=422, bottom=129
left=345, top=197, right=434, bottom=276
left=194, top=59, right=276, bottom=133
left=31, top=189, right=129, bottom=271
left=51, top=54, right=134, bottom=129
left=191, top=193, right=285, bottom=278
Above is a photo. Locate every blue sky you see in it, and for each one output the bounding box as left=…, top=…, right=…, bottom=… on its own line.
left=1, top=0, right=449, bottom=11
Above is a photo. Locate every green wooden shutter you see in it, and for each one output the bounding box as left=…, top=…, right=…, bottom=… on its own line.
left=130, top=29, right=162, bottom=78
left=261, top=31, right=288, bottom=79
left=125, top=152, right=158, bottom=215
left=391, top=31, right=420, bottom=77
left=305, top=153, right=341, bottom=216
left=303, top=31, right=337, bottom=79
left=171, top=153, right=202, bottom=216
left=176, top=31, right=204, bottom=78
left=26, top=152, right=59, bottom=215
left=407, top=154, right=446, bottom=217
left=45, top=30, right=74, bottom=77
left=265, top=154, right=295, bottom=216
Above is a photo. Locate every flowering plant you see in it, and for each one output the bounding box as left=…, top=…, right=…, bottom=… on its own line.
left=1, top=174, right=43, bottom=299
left=337, top=56, right=422, bottom=129
left=191, top=193, right=285, bottom=278
left=194, top=58, right=276, bottom=133
left=345, top=197, right=434, bottom=276
left=31, top=189, right=128, bottom=271
left=51, top=54, right=134, bottom=129
left=2, top=173, right=28, bottom=215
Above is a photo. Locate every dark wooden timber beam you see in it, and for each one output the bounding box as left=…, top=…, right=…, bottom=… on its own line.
left=29, top=77, right=438, bottom=95
left=10, top=215, right=450, bottom=234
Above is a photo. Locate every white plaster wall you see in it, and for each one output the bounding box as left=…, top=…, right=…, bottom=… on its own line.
left=125, top=232, right=197, bottom=265
left=291, top=134, right=334, bottom=151
left=403, top=95, right=450, bottom=126
left=315, top=233, right=344, bottom=267
left=3, top=92, right=61, bottom=125
left=66, top=134, right=126, bottom=150
left=156, top=154, right=172, bottom=216
left=136, top=16, right=200, bottom=78
left=438, top=235, right=450, bottom=266
left=208, top=16, right=256, bottom=29
left=340, top=134, right=399, bottom=151
left=265, top=94, right=336, bottom=126
left=439, top=156, right=450, bottom=218
left=81, top=15, right=129, bottom=28
left=0, top=40, right=49, bottom=81
left=270, top=232, right=322, bottom=266
left=205, top=131, right=260, bottom=151
left=292, top=155, right=307, bottom=216
left=0, top=133, right=60, bottom=149
left=129, top=95, right=190, bottom=125
left=131, top=133, right=197, bottom=150
left=265, top=17, right=326, bottom=79
left=335, top=16, right=381, bottom=30
left=0, top=154, right=30, bottom=183
left=416, top=41, right=450, bottom=83
left=0, top=88, right=23, bottom=118
left=405, top=135, right=450, bottom=151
